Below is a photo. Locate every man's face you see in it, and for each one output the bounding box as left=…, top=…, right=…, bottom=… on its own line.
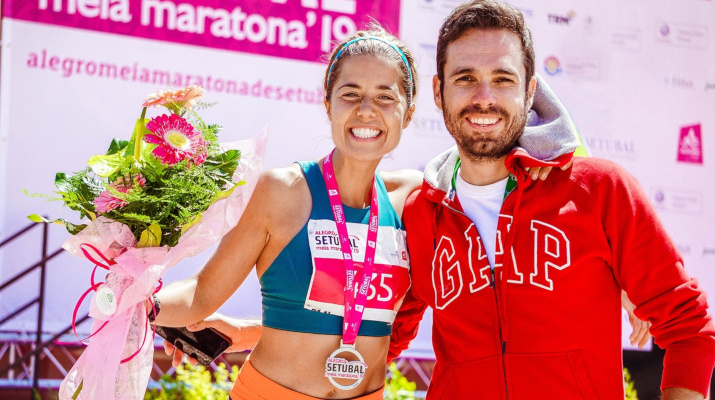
left=434, top=29, right=536, bottom=162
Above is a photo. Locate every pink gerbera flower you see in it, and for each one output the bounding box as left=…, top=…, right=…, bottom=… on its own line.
left=144, top=114, right=209, bottom=165
left=94, top=174, right=146, bottom=214
left=142, top=85, right=205, bottom=111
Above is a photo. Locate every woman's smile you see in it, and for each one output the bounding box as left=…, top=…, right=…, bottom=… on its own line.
left=350, top=126, right=384, bottom=140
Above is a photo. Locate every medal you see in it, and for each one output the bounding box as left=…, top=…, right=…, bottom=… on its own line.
left=325, top=340, right=369, bottom=390
left=322, top=149, right=379, bottom=390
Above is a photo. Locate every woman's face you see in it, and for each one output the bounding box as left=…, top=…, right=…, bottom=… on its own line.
left=325, top=54, right=413, bottom=164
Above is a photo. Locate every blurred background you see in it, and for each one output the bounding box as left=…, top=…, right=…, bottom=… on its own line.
left=0, top=0, right=713, bottom=398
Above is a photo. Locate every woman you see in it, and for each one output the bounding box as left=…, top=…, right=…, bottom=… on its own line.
left=153, top=26, right=423, bottom=400
left=150, top=25, right=600, bottom=400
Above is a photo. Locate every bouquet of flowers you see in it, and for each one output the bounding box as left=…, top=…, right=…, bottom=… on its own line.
left=30, top=85, right=266, bottom=399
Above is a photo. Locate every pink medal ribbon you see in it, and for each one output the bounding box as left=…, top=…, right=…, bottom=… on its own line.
left=322, top=149, right=379, bottom=390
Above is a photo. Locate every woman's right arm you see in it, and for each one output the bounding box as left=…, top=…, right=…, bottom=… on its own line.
left=152, top=169, right=288, bottom=327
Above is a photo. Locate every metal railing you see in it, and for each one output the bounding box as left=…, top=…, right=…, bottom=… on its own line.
left=0, top=220, right=83, bottom=394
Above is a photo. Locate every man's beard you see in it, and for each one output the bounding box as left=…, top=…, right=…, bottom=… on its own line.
left=442, top=98, right=528, bottom=163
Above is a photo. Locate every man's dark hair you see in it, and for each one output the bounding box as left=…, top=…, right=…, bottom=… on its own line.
left=436, top=0, right=535, bottom=90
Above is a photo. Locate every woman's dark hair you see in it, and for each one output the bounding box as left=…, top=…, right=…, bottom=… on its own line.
left=323, top=24, right=418, bottom=108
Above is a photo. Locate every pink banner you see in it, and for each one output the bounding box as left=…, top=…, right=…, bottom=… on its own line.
left=4, top=0, right=401, bottom=63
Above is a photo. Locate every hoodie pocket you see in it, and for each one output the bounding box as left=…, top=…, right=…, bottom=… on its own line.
left=508, top=351, right=598, bottom=400
left=429, top=356, right=504, bottom=400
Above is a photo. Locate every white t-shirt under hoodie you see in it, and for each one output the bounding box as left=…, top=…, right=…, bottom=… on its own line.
left=455, top=171, right=508, bottom=269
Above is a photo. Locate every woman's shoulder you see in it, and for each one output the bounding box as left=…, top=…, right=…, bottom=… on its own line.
left=260, top=163, right=305, bottom=185
left=254, top=163, right=310, bottom=207
left=379, top=169, right=423, bottom=194
left=379, top=169, right=423, bottom=219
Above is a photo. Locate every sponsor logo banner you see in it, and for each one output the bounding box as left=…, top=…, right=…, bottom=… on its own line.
left=664, top=76, right=695, bottom=90
left=651, top=188, right=703, bottom=214
left=516, top=7, right=534, bottom=18
left=586, top=136, right=636, bottom=159
left=543, top=55, right=600, bottom=80
left=677, top=244, right=692, bottom=255
left=611, top=27, right=642, bottom=50
left=5, top=0, right=400, bottom=63
left=547, top=11, right=576, bottom=26
left=564, top=58, right=600, bottom=80
left=656, top=22, right=708, bottom=50
left=544, top=55, right=562, bottom=76
left=677, top=124, right=703, bottom=164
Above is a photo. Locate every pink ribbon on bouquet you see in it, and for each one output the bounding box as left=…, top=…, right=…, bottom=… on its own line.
left=55, top=244, right=162, bottom=364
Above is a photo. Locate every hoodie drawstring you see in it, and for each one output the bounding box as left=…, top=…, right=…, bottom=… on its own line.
left=432, top=202, right=443, bottom=250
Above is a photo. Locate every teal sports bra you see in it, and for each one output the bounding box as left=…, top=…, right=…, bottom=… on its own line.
left=260, top=161, right=410, bottom=336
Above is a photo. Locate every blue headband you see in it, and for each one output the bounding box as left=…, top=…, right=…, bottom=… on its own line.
left=326, top=36, right=414, bottom=100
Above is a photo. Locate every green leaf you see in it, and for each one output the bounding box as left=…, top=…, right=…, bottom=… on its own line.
left=141, top=142, right=167, bottom=176
left=81, top=173, right=105, bottom=194
left=27, top=214, right=87, bottom=234
left=180, top=213, right=202, bottom=235
left=116, top=212, right=152, bottom=224
left=72, top=379, right=83, bottom=399
left=65, top=221, right=88, bottom=235
left=137, top=223, right=162, bottom=247
left=54, top=172, right=72, bottom=192
left=212, top=180, right=245, bottom=202
left=207, top=150, right=240, bottom=175
left=124, top=110, right=150, bottom=158
left=27, top=214, right=48, bottom=223
left=88, top=153, right=125, bottom=177
left=106, top=138, right=129, bottom=155
left=50, top=172, right=100, bottom=220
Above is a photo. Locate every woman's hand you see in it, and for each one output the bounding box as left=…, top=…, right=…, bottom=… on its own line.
left=163, top=313, right=262, bottom=367
left=524, top=159, right=574, bottom=181
left=622, top=291, right=652, bottom=349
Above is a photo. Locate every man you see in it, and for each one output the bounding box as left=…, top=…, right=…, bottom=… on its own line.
left=387, top=1, right=715, bottom=399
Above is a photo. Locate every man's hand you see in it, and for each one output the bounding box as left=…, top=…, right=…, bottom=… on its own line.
left=162, top=313, right=262, bottom=368
left=661, top=387, right=705, bottom=400
left=621, top=291, right=652, bottom=349
left=163, top=338, right=198, bottom=368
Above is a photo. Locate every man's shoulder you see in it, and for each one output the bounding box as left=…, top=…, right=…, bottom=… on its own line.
left=573, top=156, right=619, bottom=168
left=572, top=156, right=622, bottom=170
left=570, top=157, right=634, bottom=183
left=404, top=186, right=425, bottom=210
left=403, top=186, right=434, bottom=221
left=562, top=157, right=646, bottom=201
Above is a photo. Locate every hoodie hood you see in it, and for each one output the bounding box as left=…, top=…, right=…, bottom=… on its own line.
left=519, top=74, right=581, bottom=161
left=423, top=73, right=579, bottom=202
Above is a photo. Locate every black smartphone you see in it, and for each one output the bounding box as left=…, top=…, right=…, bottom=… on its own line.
left=155, top=325, right=231, bottom=366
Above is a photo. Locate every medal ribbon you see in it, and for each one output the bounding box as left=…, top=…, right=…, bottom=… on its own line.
left=322, top=149, right=379, bottom=346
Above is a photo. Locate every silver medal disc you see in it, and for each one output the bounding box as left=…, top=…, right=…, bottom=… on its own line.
left=324, top=342, right=368, bottom=390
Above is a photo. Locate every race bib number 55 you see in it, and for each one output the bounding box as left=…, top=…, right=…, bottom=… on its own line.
left=306, top=219, right=410, bottom=323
